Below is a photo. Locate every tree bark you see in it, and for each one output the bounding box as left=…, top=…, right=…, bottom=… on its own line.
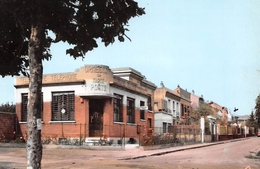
left=27, top=25, right=43, bottom=169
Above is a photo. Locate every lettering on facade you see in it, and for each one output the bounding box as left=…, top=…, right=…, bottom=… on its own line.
left=43, top=76, right=47, bottom=82
left=91, top=78, right=107, bottom=92
left=85, top=65, right=109, bottom=74
left=20, top=77, right=29, bottom=83
left=51, top=74, right=77, bottom=82
left=93, top=78, right=105, bottom=84
left=17, top=74, right=74, bottom=85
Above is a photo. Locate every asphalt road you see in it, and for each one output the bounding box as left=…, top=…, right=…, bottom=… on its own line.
left=0, top=137, right=260, bottom=169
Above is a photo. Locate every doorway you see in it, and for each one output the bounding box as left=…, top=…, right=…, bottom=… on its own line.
left=89, top=99, right=105, bottom=137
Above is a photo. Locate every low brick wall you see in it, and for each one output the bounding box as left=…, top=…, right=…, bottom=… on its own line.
left=218, top=135, right=234, bottom=141
left=0, top=112, right=17, bottom=141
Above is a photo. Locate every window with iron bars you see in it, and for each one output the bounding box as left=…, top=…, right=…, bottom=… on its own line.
left=113, top=94, right=123, bottom=122
left=127, top=97, right=135, bottom=123
left=21, top=93, right=43, bottom=122
left=51, top=92, right=74, bottom=121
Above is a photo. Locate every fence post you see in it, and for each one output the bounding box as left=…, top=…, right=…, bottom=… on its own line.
left=62, top=123, right=64, bottom=138
left=84, top=123, right=86, bottom=142
left=79, top=123, right=81, bottom=146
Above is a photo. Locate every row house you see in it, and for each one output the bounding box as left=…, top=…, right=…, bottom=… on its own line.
left=153, top=84, right=181, bottom=134
left=15, top=65, right=156, bottom=144
left=173, top=85, right=191, bottom=124
left=208, top=101, right=229, bottom=124
left=190, top=91, right=229, bottom=125
left=190, top=91, right=205, bottom=110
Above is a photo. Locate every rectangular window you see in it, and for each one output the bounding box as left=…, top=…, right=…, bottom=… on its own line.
left=21, top=93, right=28, bottom=122
left=164, top=100, right=167, bottom=111
left=181, top=104, right=184, bottom=116
left=127, top=97, right=135, bottom=123
left=140, top=101, right=145, bottom=120
left=52, top=92, right=74, bottom=121
left=163, top=122, right=167, bottom=133
left=147, top=118, right=152, bottom=128
left=172, top=101, right=175, bottom=111
left=113, top=94, right=123, bottom=122
left=148, top=95, right=152, bottom=110
left=21, top=93, right=43, bottom=122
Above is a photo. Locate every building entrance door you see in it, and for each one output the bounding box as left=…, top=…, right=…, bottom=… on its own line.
left=89, top=99, right=105, bottom=137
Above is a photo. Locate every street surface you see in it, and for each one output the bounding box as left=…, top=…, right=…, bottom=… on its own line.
left=0, top=137, right=260, bottom=169
left=130, top=138, right=260, bottom=169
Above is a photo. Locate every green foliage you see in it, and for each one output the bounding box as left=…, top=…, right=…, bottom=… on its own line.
left=247, top=110, right=258, bottom=128
left=189, top=109, right=201, bottom=124
left=0, top=102, right=15, bottom=112
left=255, top=94, right=260, bottom=126
left=0, top=10, right=29, bottom=76
left=198, top=103, right=214, bottom=117
left=189, top=103, right=214, bottom=124
left=0, top=0, right=145, bottom=77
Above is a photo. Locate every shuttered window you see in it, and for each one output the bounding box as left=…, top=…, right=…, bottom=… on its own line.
left=21, top=93, right=43, bottom=122
left=51, top=92, right=74, bottom=121
left=127, top=97, right=135, bottom=123
left=113, top=94, right=123, bottom=122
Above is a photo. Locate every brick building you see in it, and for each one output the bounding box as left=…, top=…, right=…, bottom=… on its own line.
left=15, top=65, right=156, bottom=144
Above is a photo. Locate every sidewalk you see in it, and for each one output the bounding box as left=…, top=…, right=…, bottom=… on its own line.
left=0, top=137, right=249, bottom=161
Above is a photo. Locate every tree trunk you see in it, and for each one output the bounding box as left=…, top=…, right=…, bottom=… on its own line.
left=27, top=25, right=44, bottom=169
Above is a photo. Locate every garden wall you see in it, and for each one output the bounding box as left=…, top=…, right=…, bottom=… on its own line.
left=0, top=111, right=18, bottom=141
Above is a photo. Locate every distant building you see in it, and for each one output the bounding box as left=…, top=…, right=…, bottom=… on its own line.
left=173, top=85, right=191, bottom=124
left=208, top=101, right=228, bottom=124
left=15, top=65, right=156, bottom=144
left=153, top=85, right=181, bottom=133
left=190, top=90, right=204, bottom=110
left=235, top=115, right=250, bottom=135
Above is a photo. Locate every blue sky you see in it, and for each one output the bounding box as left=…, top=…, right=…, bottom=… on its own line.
left=1, top=0, right=260, bottom=116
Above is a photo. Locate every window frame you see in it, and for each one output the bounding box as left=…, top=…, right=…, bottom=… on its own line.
left=147, top=95, right=152, bottom=111
left=181, top=104, right=184, bottom=116
left=163, top=122, right=167, bottom=133
left=140, top=101, right=145, bottom=120
left=21, top=93, right=43, bottom=122
left=113, top=94, right=123, bottom=122
left=21, top=93, right=28, bottom=122
left=51, top=91, right=75, bottom=122
left=127, top=97, right=135, bottom=123
left=172, top=101, right=175, bottom=112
